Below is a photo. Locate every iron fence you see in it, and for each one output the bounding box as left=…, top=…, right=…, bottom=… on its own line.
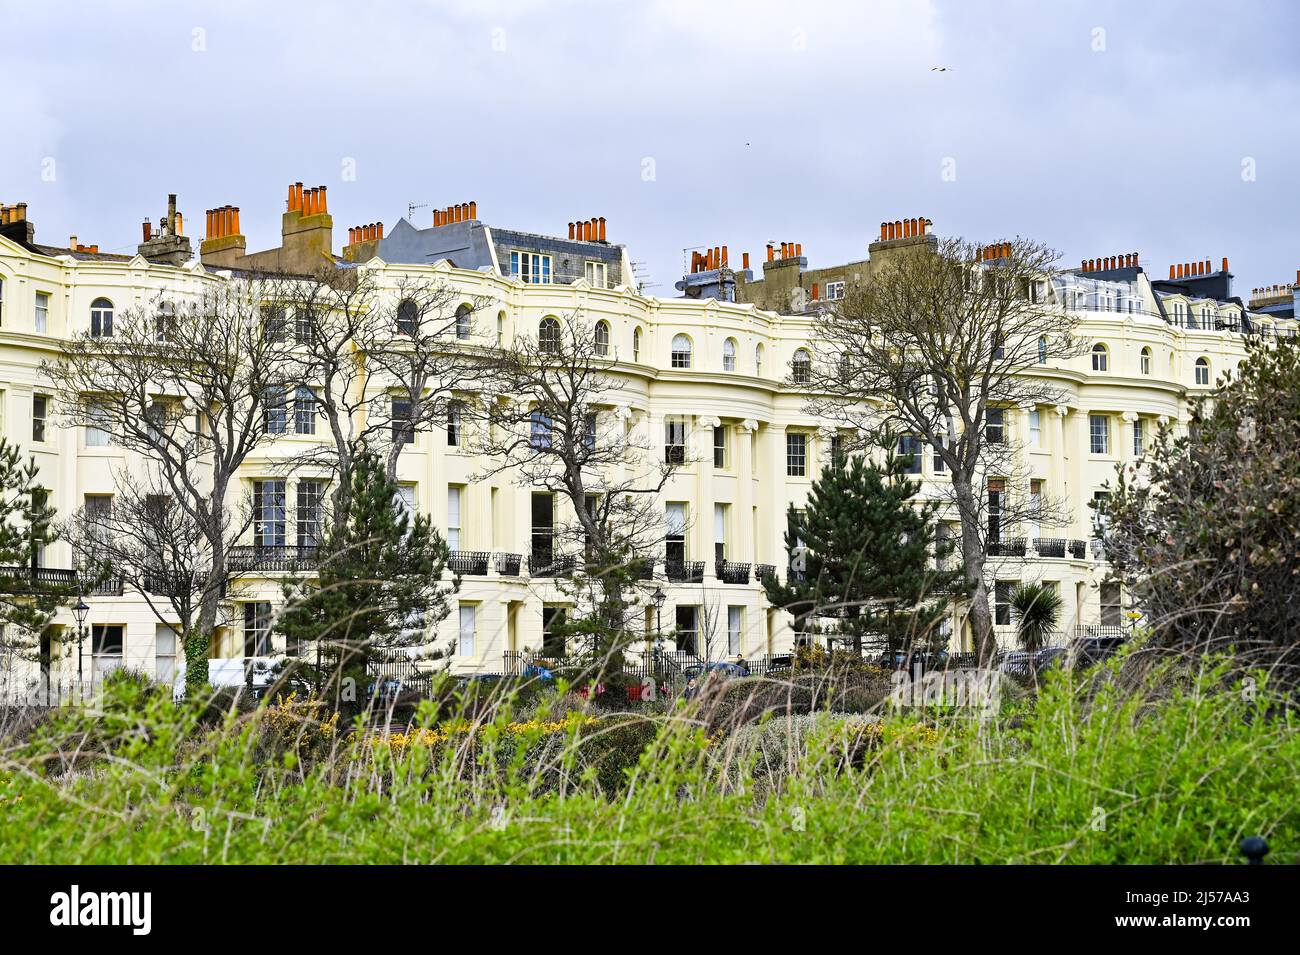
left=716, top=560, right=751, bottom=584
left=447, top=550, right=490, bottom=576
left=228, top=545, right=319, bottom=572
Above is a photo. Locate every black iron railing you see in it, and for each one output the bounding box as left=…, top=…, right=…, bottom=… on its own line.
left=627, top=557, right=655, bottom=581
left=0, top=565, right=78, bottom=586
left=716, top=560, right=751, bottom=584
left=530, top=553, right=576, bottom=578
left=228, top=545, right=319, bottom=572
left=1069, top=539, right=1088, bottom=559
left=756, top=563, right=778, bottom=584
left=448, top=550, right=490, bottom=576
left=89, top=578, right=123, bottom=596
left=986, top=538, right=1027, bottom=558
left=494, top=552, right=522, bottom=576
left=664, top=559, right=705, bottom=583
left=1033, top=538, right=1067, bottom=558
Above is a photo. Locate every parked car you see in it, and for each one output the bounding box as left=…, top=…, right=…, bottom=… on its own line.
left=521, top=663, right=555, bottom=681
left=683, top=661, right=751, bottom=683
left=995, top=647, right=1067, bottom=677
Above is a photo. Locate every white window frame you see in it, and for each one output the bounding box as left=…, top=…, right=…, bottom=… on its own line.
left=511, top=251, right=552, bottom=284
left=671, top=334, right=692, bottom=369
left=727, top=606, right=743, bottom=656
left=585, top=261, right=607, bottom=288
left=35, top=291, right=49, bottom=334
left=824, top=281, right=845, bottom=301
left=458, top=603, right=477, bottom=657
left=1089, top=414, right=1110, bottom=455
left=447, top=486, right=462, bottom=551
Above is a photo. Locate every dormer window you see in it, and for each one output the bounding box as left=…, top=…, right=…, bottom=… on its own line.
left=511, top=251, right=551, bottom=284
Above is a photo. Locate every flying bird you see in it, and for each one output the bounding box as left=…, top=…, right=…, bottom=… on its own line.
left=931, top=66, right=950, bottom=72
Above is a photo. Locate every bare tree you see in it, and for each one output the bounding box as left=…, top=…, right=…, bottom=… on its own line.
left=355, top=275, right=492, bottom=484
left=264, top=269, right=489, bottom=529
left=42, top=279, right=297, bottom=691
left=471, top=311, right=678, bottom=667
left=63, top=471, right=255, bottom=668
left=804, top=236, right=1085, bottom=663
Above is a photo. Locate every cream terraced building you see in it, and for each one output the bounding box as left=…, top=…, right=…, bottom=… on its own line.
left=0, top=197, right=1294, bottom=686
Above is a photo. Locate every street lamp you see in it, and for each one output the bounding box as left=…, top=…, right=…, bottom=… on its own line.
left=72, top=598, right=90, bottom=685
left=650, top=586, right=668, bottom=681
left=651, top=586, right=667, bottom=642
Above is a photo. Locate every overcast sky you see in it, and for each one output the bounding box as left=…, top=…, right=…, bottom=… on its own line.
left=5, top=0, right=1298, bottom=297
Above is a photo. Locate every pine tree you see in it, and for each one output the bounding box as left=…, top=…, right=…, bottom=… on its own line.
left=763, top=439, right=966, bottom=656
left=0, top=438, right=80, bottom=674
left=275, top=452, right=454, bottom=702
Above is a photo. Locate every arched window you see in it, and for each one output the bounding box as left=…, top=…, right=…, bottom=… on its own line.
left=792, top=348, right=811, bottom=385
left=1091, top=343, right=1109, bottom=372
left=1037, top=336, right=1048, bottom=364
left=1140, top=346, right=1152, bottom=375
left=1194, top=356, right=1210, bottom=386
left=91, top=297, right=114, bottom=338
left=722, top=337, right=737, bottom=371
left=538, top=316, right=562, bottom=354
left=396, top=299, right=418, bottom=336
left=455, top=304, right=472, bottom=340
left=594, top=320, right=610, bottom=356
left=496, top=310, right=506, bottom=346
left=671, top=333, right=692, bottom=368
left=632, top=327, right=642, bottom=361
left=755, top=343, right=765, bottom=376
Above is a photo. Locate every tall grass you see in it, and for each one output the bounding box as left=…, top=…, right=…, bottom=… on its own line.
left=0, top=653, right=1294, bottom=864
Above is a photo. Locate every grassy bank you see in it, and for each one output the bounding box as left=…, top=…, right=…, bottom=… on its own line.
left=0, top=656, right=1294, bottom=864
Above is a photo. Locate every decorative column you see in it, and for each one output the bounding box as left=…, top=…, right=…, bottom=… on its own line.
left=737, top=419, right=757, bottom=566
left=696, top=415, right=720, bottom=578
left=766, top=424, right=787, bottom=574
left=1120, top=411, right=1138, bottom=463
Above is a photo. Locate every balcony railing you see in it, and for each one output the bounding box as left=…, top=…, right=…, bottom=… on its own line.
left=530, top=553, right=576, bottom=578
left=756, top=563, right=778, bottom=584
left=627, top=557, right=655, bottom=581
left=986, top=538, right=1027, bottom=558
left=716, top=560, right=751, bottom=584
left=0, top=565, right=78, bottom=586
left=1069, top=539, right=1088, bottom=559
left=494, top=552, right=522, bottom=576
left=89, top=578, right=124, bottom=596
left=447, top=550, right=490, bottom=576
left=664, top=559, right=704, bottom=583
left=228, top=544, right=320, bottom=572
left=1032, top=538, right=1067, bottom=558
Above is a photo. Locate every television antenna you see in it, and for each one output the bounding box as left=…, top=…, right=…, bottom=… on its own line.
left=407, top=202, right=428, bottom=222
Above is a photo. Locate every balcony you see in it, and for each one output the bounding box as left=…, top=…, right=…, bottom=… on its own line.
left=0, top=565, right=78, bottom=587
left=716, top=560, right=751, bottom=584
left=756, top=563, right=778, bottom=584
left=627, top=557, right=655, bottom=581
left=986, top=538, right=1027, bottom=558
left=228, top=544, right=320, bottom=573
left=664, top=559, right=704, bottom=583
left=447, top=550, right=490, bottom=576
left=530, top=553, right=576, bottom=578
left=1032, top=538, right=1066, bottom=558
left=89, top=578, right=124, bottom=596
left=494, top=552, right=522, bottom=576
left=1069, top=539, right=1088, bottom=560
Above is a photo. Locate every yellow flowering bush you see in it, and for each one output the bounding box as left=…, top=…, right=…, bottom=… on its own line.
left=357, top=713, right=598, bottom=757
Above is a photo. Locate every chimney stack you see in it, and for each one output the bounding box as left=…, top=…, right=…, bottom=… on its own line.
left=742, top=251, right=750, bottom=270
